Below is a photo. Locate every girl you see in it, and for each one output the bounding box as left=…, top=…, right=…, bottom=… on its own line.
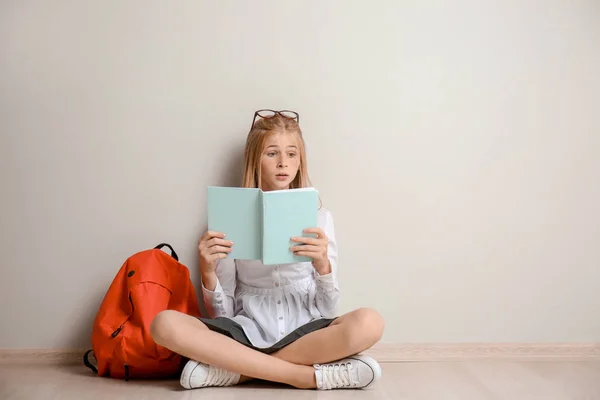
left=150, top=110, right=385, bottom=390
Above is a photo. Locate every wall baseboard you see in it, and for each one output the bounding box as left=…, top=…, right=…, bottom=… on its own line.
left=1, top=343, right=599, bottom=365
left=0, top=348, right=87, bottom=365
left=364, top=342, right=600, bottom=362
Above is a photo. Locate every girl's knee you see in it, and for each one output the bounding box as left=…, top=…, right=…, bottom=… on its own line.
left=150, top=310, right=184, bottom=346
left=351, top=307, right=385, bottom=344
left=150, top=310, right=208, bottom=347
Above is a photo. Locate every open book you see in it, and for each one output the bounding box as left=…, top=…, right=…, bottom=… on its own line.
left=207, top=186, right=319, bottom=265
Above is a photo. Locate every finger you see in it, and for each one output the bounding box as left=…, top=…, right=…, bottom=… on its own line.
left=200, top=231, right=224, bottom=246
left=200, top=231, right=211, bottom=243
left=302, top=228, right=326, bottom=238
left=292, top=250, right=322, bottom=258
left=207, top=245, right=233, bottom=254
left=200, top=244, right=230, bottom=257
left=200, top=238, right=231, bottom=253
left=290, top=236, right=322, bottom=245
left=207, top=238, right=234, bottom=248
left=290, top=244, right=321, bottom=252
left=203, top=231, right=226, bottom=240
left=208, top=230, right=226, bottom=237
left=207, top=253, right=228, bottom=263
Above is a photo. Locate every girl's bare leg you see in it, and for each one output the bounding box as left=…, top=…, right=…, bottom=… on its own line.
left=271, top=307, right=385, bottom=365
left=150, top=310, right=316, bottom=389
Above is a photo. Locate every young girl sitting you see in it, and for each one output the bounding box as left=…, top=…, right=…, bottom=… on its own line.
left=150, top=110, right=385, bottom=390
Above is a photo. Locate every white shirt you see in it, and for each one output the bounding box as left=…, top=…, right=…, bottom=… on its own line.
left=202, top=207, right=340, bottom=348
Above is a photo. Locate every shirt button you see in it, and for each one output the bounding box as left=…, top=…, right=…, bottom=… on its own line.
left=280, top=331, right=285, bottom=335
left=277, top=300, right=281, bottom=304
left=275, top=283, right=280, bottom=287
left=279, top=316, right=283, bottom=320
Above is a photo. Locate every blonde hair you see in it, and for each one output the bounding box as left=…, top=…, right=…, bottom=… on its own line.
left=242, top=115, right=312, bottom=190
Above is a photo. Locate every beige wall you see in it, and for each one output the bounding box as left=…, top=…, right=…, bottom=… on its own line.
left=1, top=1, right=599, bottom=349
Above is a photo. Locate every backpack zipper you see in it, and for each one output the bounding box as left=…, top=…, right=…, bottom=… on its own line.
left=111, top=325, right=123, bottom=338
left=111, top=293, right=135, bottom=338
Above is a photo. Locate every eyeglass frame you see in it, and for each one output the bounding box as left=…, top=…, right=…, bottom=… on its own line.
left=251, top=109, right=300, bottom=129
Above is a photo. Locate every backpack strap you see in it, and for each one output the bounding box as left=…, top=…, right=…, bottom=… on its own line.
left=154, top=243, right=178, bottom=261
left=124, top=364, right=130, bottom=381
left=83, top=349, right=98, bottom=374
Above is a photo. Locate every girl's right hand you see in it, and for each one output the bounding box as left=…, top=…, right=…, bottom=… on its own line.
left=198, top=231, right=233, bottom=274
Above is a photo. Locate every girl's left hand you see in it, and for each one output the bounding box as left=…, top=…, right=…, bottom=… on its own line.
left=290, top=228, right=331, bottom=275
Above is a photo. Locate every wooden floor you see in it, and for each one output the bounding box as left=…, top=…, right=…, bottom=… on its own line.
left=1, top=360, right=599, bottom=399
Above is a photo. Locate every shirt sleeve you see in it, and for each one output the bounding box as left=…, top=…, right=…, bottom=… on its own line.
left=314, top=208, right=341, bottom=318
left=201, top=258, right=237, bottom=318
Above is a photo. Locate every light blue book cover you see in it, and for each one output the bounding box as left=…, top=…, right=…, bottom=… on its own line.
left=261, top=189, right=318, bottom=265
left=207, top=187, right=262, bottom=261
left=207, top=186, right=318, bottom=265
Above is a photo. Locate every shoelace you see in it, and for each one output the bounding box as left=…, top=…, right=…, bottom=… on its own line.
left=318, top=362, right=358, bottom=389
left=206, top=365, right=235, bottom=387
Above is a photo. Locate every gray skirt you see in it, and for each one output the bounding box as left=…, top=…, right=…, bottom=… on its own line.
left=198, top=316, right=337, bottom=354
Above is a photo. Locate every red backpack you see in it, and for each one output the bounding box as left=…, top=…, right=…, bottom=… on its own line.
left=83, top=243, right=202, bottom=380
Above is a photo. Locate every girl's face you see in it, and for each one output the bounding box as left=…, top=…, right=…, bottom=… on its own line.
left=260, top=132, right=301, bottom=191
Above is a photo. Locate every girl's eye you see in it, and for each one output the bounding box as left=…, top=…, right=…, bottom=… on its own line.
left=267, top=152, right=277, bottom=157
left=288, top=153, right=297, bottom=158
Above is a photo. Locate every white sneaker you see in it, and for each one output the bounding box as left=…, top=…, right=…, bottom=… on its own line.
left=314, top=355, right=382, bottom=390
left=180, top=359, right=240, bottom=389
